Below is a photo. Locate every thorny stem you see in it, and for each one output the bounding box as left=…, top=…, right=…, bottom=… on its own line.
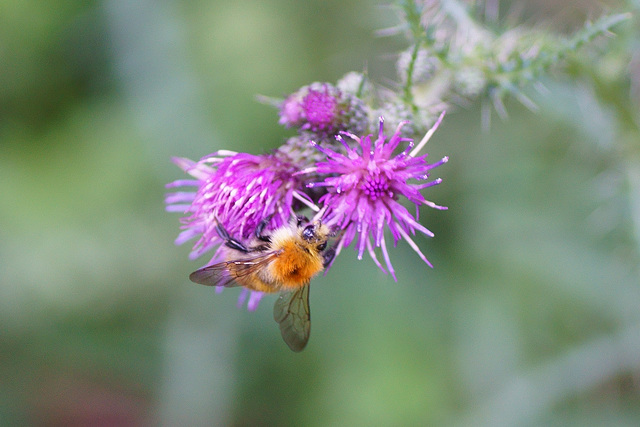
left=402, top=42, right=421, bottom=108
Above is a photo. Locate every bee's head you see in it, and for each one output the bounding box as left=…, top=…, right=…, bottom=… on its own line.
left=300, top=220, right=331, bottom=252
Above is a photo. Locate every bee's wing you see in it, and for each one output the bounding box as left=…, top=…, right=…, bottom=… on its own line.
left=189, top=252, right=280, bottom=287
left=273, top=285, right=311, bottom=352
left=189, top=261, right=239, bottom=287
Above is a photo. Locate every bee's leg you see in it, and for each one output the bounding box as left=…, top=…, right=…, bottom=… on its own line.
left=224, top=238, right=250, bottom=253
left=215, top=222, right=231, bottom=240
left=255, top=215, right=273, bottom=243
left=216, top=222, right=250, bottom=253
left=322, top=248, right=336, bottom=268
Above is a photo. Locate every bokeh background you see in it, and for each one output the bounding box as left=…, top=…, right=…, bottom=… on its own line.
left=2, top=0, right=639, bottom=425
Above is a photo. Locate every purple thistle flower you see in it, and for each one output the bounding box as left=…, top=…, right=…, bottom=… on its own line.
left=278, top=82, right=369, bottom=138
left=236, top=288, right=266, bottom=311
left=308, top=113, right=448, bottom=280
left=301, top=84, right=339, bottom=133
left=165, top=150, right=311, bottom=310
left=279, top=92, right=304, bottom=127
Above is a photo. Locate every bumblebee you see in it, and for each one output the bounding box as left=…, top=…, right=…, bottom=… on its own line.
left=189, top=216, right=334, bottom=352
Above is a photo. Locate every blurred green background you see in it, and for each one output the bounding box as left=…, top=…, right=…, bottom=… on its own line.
left=2, top=0, right=639, bottom=425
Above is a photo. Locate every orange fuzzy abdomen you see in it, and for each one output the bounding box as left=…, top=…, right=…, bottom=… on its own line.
left=267, top=241, right=323, bottom=290
left=235, top=274, right=279, bottom=293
